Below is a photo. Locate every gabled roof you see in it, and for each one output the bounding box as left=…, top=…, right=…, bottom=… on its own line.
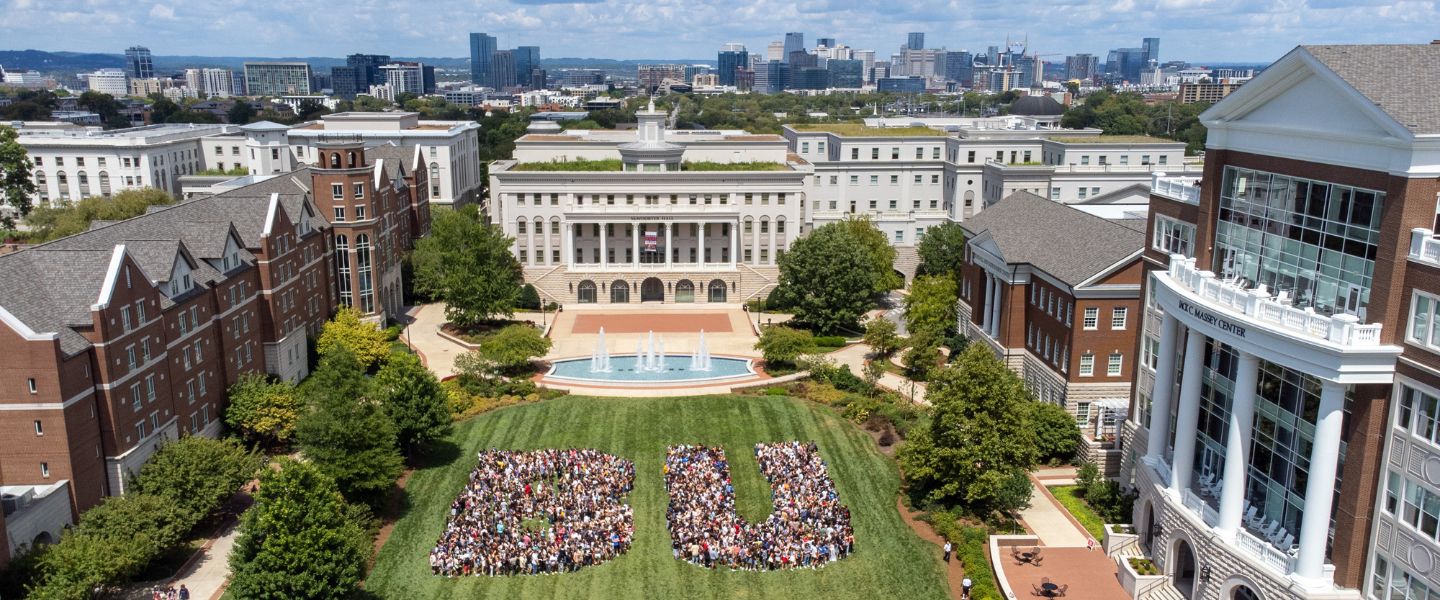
left=961, top=192, right=1145, bottom=288
left=1301, top=44, right=1440, bottom=135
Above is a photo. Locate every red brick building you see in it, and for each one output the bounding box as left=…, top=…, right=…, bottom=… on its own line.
left=0, top=142, right=430, bottom=561
left=956, top=191, right=1146, bottom=471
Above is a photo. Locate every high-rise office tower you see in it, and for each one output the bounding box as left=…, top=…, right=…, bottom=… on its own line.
left=783, top=33, right=804, bottom=62
left=1142, top=37, right=1160, bottom=65
left=944, top=51, right=973, bottom=86
left=907, top=32, right=924, bottom=50
left=243, top=62, right=312, bottom=96
left=1065, top=54, right=1099, bottom=83
left=469, top=33, right=498, bottom=86
left=853, top=50, right=876, bottom=83
left=767, top=42, right=785, bottom=62
left=816, top=37, right=836, bottom=49
left=514, top=46, right=540, bottom=87
left=826, top=59, right=862, bottom=88
left=124, top=46, right=153, bottom=80
left=718, top=46, right=749, bottom=86
left=491, top=50, right=517, bottom=89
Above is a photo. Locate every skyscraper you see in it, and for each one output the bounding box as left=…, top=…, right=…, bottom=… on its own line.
left=491, top=50, right=517, bottom=89
left=1065, top=54, right=1099, bottom=83
left=783, top=33, right=804, bottom=62
left=243, top=62, right=312, bottom=96
left=827, top=59, right=863, bottom=88
left=944, top=51, right=973, bottom=86
left=907, top=32, right=924, bottom=50
left=469, top=33, right=498, bottom=86
left=1142, top=37, right=1160, bottom=65
left=717, top=46, right=749, bottom=86
left=124, top=46, right=153, bottom=80
left=767, top=41, right=785, bottom=62
left=816, top=37, right=836, bottom=49
left=514, top=46, right=540, bottom=87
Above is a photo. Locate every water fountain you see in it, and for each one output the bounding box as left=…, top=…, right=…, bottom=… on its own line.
left=689, top=330, right=712, bottom=372
left=590, top=328, right=612, bottom=373
left=556, top=329, right=748, bottom=384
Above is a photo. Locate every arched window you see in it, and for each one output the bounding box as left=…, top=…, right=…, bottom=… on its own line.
left=610, top=280, right=630, bottom=303
left=347, top=151, right=357, bottom=168
left=98, top=171, right=111, bottom=197
left=516, top=218, right=527, bottom=234
left=334, top=235, right=352, bottom=307
left=708, top=279, right=727, bottom=302
left=675, top=279, right=695, bottom=303
left=330, top=153, right=341, bottom=169
left=429, top=162, right=439, bottom=181
left=776, top=216, right=786, bottom=233
left=356, top=234, right=374, bottom=313
left=577, top=280, right=597, bottom=303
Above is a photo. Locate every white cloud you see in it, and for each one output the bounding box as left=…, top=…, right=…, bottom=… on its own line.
left=149, top=3, right=176, bottom=20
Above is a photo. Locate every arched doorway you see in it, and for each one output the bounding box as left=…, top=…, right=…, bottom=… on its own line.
left=577, top=280, right=597, bottom=303
left=1232, top=585, right=1261, bottom=600
left=708, top=279, right=727, bottom=303
left=32, top=532, right=54, bottom=547
left=641, top=277, right=664, bottom=302
left=610, top=280, right=630, bottom=303
left=1140, top=501, right=1157, bottom=552
left=1172, top=539, right=1197, bottom=599
left=676, top=279, right=695, bottom=303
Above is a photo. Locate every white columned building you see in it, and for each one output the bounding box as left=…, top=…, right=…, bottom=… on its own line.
left=488, top=102, right=811, bottom=305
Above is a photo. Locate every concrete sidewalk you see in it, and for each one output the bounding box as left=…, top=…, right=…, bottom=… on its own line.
left=1019, top=476, right=1093, bottom=548
left=827, top=343, right=928, bottom=405
left=403, top=303, right=462, bottom=379
left=166, top=518, right=240, bottom=600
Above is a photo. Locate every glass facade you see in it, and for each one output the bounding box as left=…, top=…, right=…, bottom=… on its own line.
left=1215, top=166, right=1384, bottom=317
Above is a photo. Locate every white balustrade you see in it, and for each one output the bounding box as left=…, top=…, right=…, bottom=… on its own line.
left=1181, top=490, right=1218, bottom=527
left=1163, top=255, right=1383, bottom=347
left=1150, top=173, right=1201, bottom=205
left=1411, top=228, right=1440, bottom=266
left=1235, top=527, right=1296, bottom=574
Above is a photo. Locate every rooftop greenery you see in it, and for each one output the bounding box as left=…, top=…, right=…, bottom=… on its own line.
left=681, top=161, right=788, bottom=171
left=1048, top=135, right=1176, bottom=144
left=789, top=123, right=948, bottom=137
left=196, top=166, right=250, bottom=176
left=510, top=158, right=623, bottom=171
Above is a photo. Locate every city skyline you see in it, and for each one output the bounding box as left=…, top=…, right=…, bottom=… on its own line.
left=3, top=0, right=1435, bottom=63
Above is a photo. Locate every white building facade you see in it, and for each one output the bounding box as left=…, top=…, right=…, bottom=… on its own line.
left=489, top=104, right=811, bottom=305
left=17, top=123, right=233, bottom=204
left=285, top=112, right=482, bottom=208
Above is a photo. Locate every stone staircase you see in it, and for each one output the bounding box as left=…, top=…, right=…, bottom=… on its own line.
left=737, top=263, right=779, bottom=302
left=1140, top=582, right=1185, bottom=600
left=525, top=265, right=568, bottom=303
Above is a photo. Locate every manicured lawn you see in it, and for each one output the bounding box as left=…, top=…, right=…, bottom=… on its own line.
left=1047, top=485, right=1107, bottom=541
left=366, top=395, right=949, bottom=600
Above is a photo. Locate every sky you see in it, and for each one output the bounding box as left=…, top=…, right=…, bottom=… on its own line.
left=3, top=0, right=1439, bottom=63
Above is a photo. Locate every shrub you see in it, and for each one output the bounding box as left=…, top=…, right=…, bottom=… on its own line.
left=814, top=335, right=847, bottom=348
left=517, top=284, right=542, bottom=310
left=755, top=326, right=814, bottom=367
left=764, top=386, right=788, bottom=396
left=878, top=430, right=896, bottom=446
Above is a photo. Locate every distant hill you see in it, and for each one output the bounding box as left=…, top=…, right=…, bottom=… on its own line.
left=0, top=49, right=124, bottom=72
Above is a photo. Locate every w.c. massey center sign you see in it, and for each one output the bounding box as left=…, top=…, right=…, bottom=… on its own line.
left=1178, top=300, right=1249, bottom=338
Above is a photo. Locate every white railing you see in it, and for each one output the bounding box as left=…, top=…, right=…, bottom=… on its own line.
left=1235, top=528, right=1295, bottom=574
left=1151, top=173, right=1201, bottom=205
left=1181, top=489, right=1219, bottom=527
left=1410, top=228, right=1440, bottom=266
left=1164, top=255, right=1384, bottom=347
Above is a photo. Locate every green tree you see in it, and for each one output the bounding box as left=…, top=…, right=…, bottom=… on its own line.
left=228, top=459, right=368, bottom=600
left=224, top=374, right=301, bottom=449
left=374, top=352, right=452, bottom=457
left=227, top=100, right=257, bottom=125
left=149, top=95, right=181, bottom=123
left=838, top=215, right=902, bottom=293
left=411, top=206, right=523, bottom=328
left=915, top=222, right=967, bottom=280
left=296, top=349, right=403, bottom=504
left=475, top=324, right=552, bottom=375
left=863, top=317, right=902, bottom=358
left=0, top=89, right=57, bottom=121
left=26, top=494, right=188, bottom=598
left=24, top=188, right=174, bottom=241
left=76, top=91, right=129, bottom=129
left=899, top=344, right=1039, bottom=519
left=0, top=125, right=37, bottom=228
left=901, top=331, right=942, bottom=381
left=130, top=437, right=264, bottom=529
left=904, top=275, right=958, bottom=340
left=773, top=222, right=883, bottom=334
left=754, top=326, right=815, bottom=368
left=295, top=98, right=330, bottom=122
left=1030, top=401, right=1083, bottom=465
left=316, top=306, right=390, bottom=370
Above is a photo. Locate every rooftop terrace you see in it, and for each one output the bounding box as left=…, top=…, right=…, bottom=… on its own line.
left=789, top=123, right=949, bottom=137
left=1046, top=135, right=1177, bottom=144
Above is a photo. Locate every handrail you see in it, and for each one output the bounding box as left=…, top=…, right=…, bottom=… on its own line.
left=1136, top=575, right=1172, bottom=600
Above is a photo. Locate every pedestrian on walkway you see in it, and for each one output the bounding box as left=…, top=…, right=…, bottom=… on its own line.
left=179, top=584, right=190, bottom=600
left=962, top=577, right=973, bottom=600
left=942, top=541, right=952, bottom=562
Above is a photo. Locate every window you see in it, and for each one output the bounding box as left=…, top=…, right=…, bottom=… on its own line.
left=1082, top=307, right=1099, bottom=330
left=894, top=230, right=903, bottom=243
left=40, top=463, right=49, bottom=478
left=1152, top=215, right=1196, bottom=256
left=933, top=147, right=941, bottom=160
left=915, top=174, right=923, bottom=184
left=1079, top=353, right=1094, bottom=377
left=34, top=420, right=42, bottom=436
left=851, top=148, right=859, bottom=160
left=333, top=207, right=345, bottom=222
left=331, top=183, right=343, bottom=199
left=1410, top=291, right=1440, bottom=352
left=872, top=148, right=879, bottom=160
left=967, top=150, right=976, bottom=163
left=1107, top=352, right=1123, bottom=376
left=354, top=182, right=364, bottom=199
left=28, top=378, right=37, bottom=394
left=355, top=204, right=366, bottom=220
left=1111, top=307, right=1128, bottom=329
left=1078, top=188, right=1088, bottom=200
left=1387, top=471, right=1403, bottom=514
left=870, top=175, right=878, bottom=185
left=890, top=175, right=898, bottom=184
left=1050, top=187, right=1060, bottom=200
left=801, top=142, right=810, bottom=153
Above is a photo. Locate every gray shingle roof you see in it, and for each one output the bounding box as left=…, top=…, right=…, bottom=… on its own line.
left=961, top=192, right=1145, bottom=287
left=1302, top=44, right=1440, bottom=135
left=0, top=169, right=326, bottom=356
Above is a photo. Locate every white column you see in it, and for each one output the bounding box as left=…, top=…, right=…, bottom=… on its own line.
left=730, top=220, right=738, bottom=269
left=989, top=274, right=1003, bottom=338
left=1294, top=380, right=1346, bottom=581
left=1168, top=327, right=1208, bottom=495
left=1216, top=351, right=1260, bottom=537
left=665, top=223, right=672, bottom=267
left=1145, top=313, right=1182, bottom=461
left=699, top=222, right=707, bottom=266
left=631, top=221, right=640, bottom=268
left=566, top=222, right=575, bottom=268
left=981, top=274, right=994, bottom=334
left=600, top=224, right=608, bottom=269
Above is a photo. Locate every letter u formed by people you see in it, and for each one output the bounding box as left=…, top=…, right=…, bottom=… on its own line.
left=429, top=443, right=854, bottom=577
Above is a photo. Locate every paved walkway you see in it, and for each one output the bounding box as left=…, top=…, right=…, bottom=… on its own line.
left=403, top=303, right=463, bottom=379
left=165, top=506, right=245, bottom=599
left=828, top=343, right=928, bottom=405
left=1018, top=475, right=1092, bottom=548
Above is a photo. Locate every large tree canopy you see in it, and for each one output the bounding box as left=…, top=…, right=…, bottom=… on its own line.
left=915, top=222, right=967, bottom=281
left=296, top=349, right=402, bottom=505
left=412, top=206, right=523, bottom=328
left=773, top=219, right=891, bottom=334
left=0, top=125, right=37, bottom=228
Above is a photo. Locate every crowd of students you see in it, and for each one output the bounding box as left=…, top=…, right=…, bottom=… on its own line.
left=429, top=449, right=636, bottom=577
left=664, top=442, right=854, bottom=571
